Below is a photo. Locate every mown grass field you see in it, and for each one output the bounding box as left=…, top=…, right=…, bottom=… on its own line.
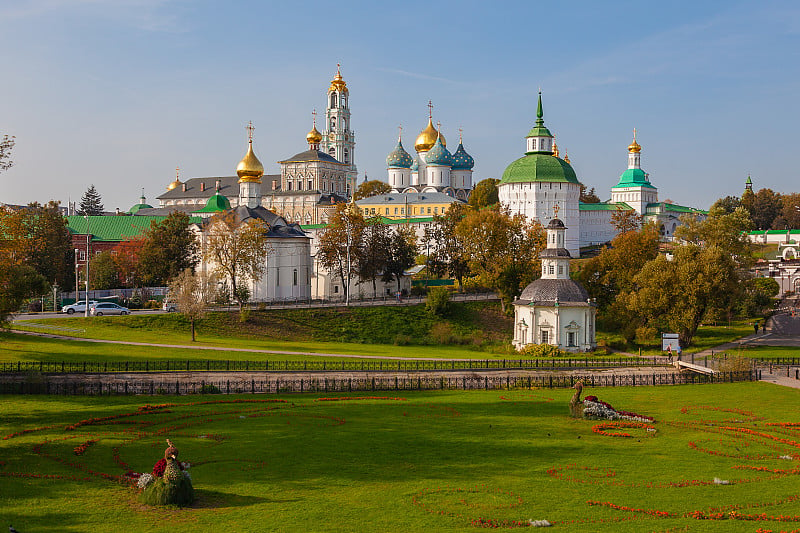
left=1, top=383, right=799, bottom=532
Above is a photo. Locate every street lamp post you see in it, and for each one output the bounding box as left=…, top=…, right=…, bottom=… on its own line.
left=84, top=215, right=90, bottom=317
left=74, top=248, right=80, bottom=306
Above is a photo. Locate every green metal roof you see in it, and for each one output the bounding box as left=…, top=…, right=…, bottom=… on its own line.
left=300, top=216, right=435, bottom=230
left=579, top=202, right=633, bottom=211
left=127, top=202, right=153, bottom=214
left=526, top=125, right=553, bottom=138
left=612, top=168, right=656, bottom=189
left=500, top=153, right=580, bottom=185
left=644, top=203, right=708, bottom=215
left=193, top=192, right=231, bottom=213
left=66, top=215, right=201, bottom=242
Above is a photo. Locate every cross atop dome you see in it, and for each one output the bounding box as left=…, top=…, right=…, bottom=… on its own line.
left=246, top=121, right=255, bottom=143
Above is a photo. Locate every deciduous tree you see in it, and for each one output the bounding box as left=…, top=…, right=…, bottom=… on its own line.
left=424, top=202, right=470, bottom=290
left=353, top=179, right=391, bottom=201
left=610, top=206, right=642, bottom=235
left=468, top=178, right=499, bottom=209
left=0, top=134, right=15, bottom=174
left=168, top=268, right=216, bottom=341
left=358, top=216, right=391, bottom=297
left=317, top=203, right=366, bottom=304
left=579, top=185, right=601, bottom=203
left=382, top=226, right=418, bottom=292
left=0, top=263, right=47, bottom=326
left=203, top=211, right=270, bottom=309
left=138, top=211, right=199, bottom=286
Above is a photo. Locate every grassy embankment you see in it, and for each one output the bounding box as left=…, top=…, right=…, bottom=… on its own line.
left=1, top=383, right=800, bottom=532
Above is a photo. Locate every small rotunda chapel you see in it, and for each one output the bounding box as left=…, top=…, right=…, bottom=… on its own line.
left=513, top=213, right=596, bottom=352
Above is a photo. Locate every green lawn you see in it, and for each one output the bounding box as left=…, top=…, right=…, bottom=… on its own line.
left=2, top=383, right=800, bottom=532
left=598, top=319, right=757, bottom=355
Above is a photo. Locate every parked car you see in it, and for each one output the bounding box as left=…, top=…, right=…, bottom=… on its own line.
left=89, top=302, right=131, bottom=316
left=163, top=300, right=178, bottom=312
left=61, top=300, right=98, bottom=315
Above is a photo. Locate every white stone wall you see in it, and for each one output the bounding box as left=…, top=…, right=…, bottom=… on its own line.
left=513, top=304, right=596, bottom=352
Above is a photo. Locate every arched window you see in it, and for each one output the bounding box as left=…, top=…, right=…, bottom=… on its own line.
left=330, top=93, right=337, bottom=108
left=329, top=147, right=336, bottom=157
left=330, top=118, right=336, bottom=131
left=293, top=269, right=298, bottom=286
left=341, top=96, right=347, bottom=107
left=344, top=149, right=349, bottom=164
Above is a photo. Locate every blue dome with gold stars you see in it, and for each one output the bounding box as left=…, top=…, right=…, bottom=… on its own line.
left=386, top=139, right=414, bottom=168
left=451, top=142, right=474, bottom=170
left=425, top=135, right=452, bottom=166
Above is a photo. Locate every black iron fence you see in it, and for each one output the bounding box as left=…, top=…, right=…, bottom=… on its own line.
left=0, top=370, right=757, bottom=396
left=0, top=357, right=673, bottom=374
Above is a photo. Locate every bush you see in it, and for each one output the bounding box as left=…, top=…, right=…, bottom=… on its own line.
left=239, top=309, right=251, bottom=323
left=430, top=322, right=457, bottom=344
left=139, top=474, right=194, bottom=507
left=518, top=343, right=570, bottom=358
left=717, top=356, right=753, bottom=373
left=425, top=286, right=450, bottom=316
left=393, top=334, right=412, bottom=346
left=198, top=383, right=221, bottom=394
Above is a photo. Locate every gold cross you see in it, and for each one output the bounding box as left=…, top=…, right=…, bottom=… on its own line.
left=398, top=124, right=403, bottom=140
left=553, top=203, right=560, bottom=218
left=175, top=166, right=180, bottom=179
left=459, top=127, right=463, bottom=143
left=246, top=121, right=255, bottom=142
left=312, top=109, right=317, bottom=127
left=633, top=127, right=637, bottom=141
left=427, top=100, right=433, bottom=119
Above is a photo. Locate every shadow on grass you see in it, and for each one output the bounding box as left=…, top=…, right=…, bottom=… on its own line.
left=192, top=489, right=277, bottom=509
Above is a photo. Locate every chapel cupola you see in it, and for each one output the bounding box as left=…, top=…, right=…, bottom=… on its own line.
left=539, top=213, right=572, bottom=280
left=525, top=91, right=554, bottom=154
left=236, top=121, right=264, bottom=209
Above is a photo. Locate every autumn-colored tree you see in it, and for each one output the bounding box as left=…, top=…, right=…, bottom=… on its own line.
left=610, top=206, right=642, bottom=235
left=138, top=211, right=199, bottom=286
left=113, top=238, right=145, bottom=288
left=317, top=203, right=366, bottom=304
left=202, top=211, right=270, bottom=309
left=168, top=269, right=216, bottom=341
left=579, top=184, right=601, bottom=203
left=353, top=179, right=392, bottom=201
left=424, top=202, right=470, bottom=290
left=468, top=178, right=499, bottom=209
left=455, top=208, right=545, bottom=312
left=710, top=195, right=742, bottom=215
left=779, top=193, right=800, bottom=229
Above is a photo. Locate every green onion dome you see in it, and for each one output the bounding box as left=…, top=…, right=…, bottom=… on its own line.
left=451, top=142, right=474, bottom=170
left=425, top=135, right=453, bottom=166
left=386, top=139, right=414, bottom=168
left=128, top=197, right=153, bottom=214
left=411, top=158, right=419, bottom=172
left=194, top=190, right=232, bottom=213
left=500, top=153, right=580, bottom=185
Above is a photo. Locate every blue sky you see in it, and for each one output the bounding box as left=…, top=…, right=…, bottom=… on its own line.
left=2, top=0, right=799, bottom=212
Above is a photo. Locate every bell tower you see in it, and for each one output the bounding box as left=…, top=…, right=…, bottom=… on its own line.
left=322, top=64, right=357, bottom=196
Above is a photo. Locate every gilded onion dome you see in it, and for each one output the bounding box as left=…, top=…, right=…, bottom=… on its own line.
left=329, top=64, right=348, bottom=93
left=167, top=167, right=182, bottom=190
left=628, top=128, right=641, bottom=153
left=386, top=138, right=414, bottom=168
left=451, top=141, right=475, bottom=170
left=415, top=118, right=446, bottom=152
left=236, top=140, right=264, bottom=183
left=307, top=124, right=323, bottom=144
left=425, top=134, right=453, bottom=166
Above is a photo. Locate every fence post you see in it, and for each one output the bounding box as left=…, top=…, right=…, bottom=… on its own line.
left=226, top=380, right=230, bottom=394
left=176, top=380, right=180, bottom=395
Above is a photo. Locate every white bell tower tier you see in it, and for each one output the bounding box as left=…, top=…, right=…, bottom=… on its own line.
left=322, top=64, right=357, bottom=196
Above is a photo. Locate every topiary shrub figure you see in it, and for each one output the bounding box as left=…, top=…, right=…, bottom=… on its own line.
left=139, top=439, right=195, bottom=507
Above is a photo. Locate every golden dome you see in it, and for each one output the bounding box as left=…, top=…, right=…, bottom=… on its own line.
left=329, top=64, right=348, bottom=93
left=628, top=128, right=641, bottom=153
left=236, top=140, right=264, bottom=183
left=167, top=167, right=182, bottom=190
left=307, top=125, right=322, bottom=144
left=415, top=118, right=446, bottom=152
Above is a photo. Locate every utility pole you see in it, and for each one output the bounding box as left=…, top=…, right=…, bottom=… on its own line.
left=84, top=216, right=90, bottom=317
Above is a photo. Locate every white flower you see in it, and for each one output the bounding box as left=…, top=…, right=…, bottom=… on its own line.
left=713, top=477, right=730, bottom=485
left=137, top=473, right=154, bottom=489
left=528, top=519, right=551, bottom=527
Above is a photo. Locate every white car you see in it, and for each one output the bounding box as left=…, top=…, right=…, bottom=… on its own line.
left=89, top=302, right=131, bottom=316
left=61, top=300, right=98, bottom=314
left=163, top=300, right=178, bottom=312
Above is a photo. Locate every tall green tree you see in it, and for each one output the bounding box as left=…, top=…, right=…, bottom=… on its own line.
left=382, top=226, right=418, bottom=292
left=203, top=211, right=270, bottom=309
left=710, top=195, right=741, bottom=215
left=0, top=134, right=15, bottom=174
left=468, top=178, right=499, bottom=209
left=0, top=263, right=47, bottom=326
left=353, top=180, right=391, bottom=201
left=317, top=203, right=366, bottom=304
left=89, top=251, right=119, bottom=290
left=25, top=201, right=74, bottom=290
left=358, top=216, right=391, bottom=297
left=138, top=211, right=199, bottom=286
left=78, top=185, right=105, bottom=216
left=424, top=202, right=471, bottom=290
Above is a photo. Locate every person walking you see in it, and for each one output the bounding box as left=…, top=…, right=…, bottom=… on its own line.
left=762, top=321, right=767, bottom=334
left=676, top=345, right=682, bottom=360
left=754, top=322, right=759, bottom=335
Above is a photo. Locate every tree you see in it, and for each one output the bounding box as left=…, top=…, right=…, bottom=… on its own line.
left=424, top=202, right=470, bottom=290
left=753, top=188, right=783, bottom=230
left=203, top=211, right=270, bottom=309
left=113, top=238, right=145, bottom=288
left=138, top=211, right=199, bottom=286
left=78, top=185, right=105, bottom=216
left=0, top=134, right=15, bottom=174
left=579, top=223, right=661, bottom=314
left=710, top=195, right=741, bottom=215
left=610, top=206, right=642, bottom=235
left=780, top=193, right=800, bottom=229
left=382, top=226, right=418, bottom=292
left=0, top=263, right=47, bottom=327
left=358, top=216, right=391, bottom=297
left=455, top=208, right=545, bottom=313
left=317, top=203, right=366, bottom=304
left=89, top=252, right=119, bottom=290
left=674, top=207, right=754, bottom=266
left=579, top=185, right=601, bottom=203
left=168, top=268, right=216, bottom=341
left=468, top=178, right=499, bottom=209
left=0, top=203, right=74, bottom=291
left=353, top=180, right=391, bottom=201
